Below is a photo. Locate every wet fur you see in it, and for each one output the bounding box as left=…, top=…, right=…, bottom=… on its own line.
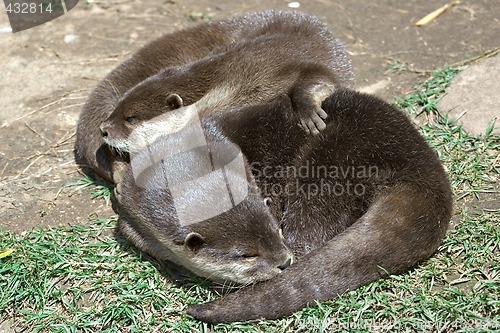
left=185, top=89, right=452, bottom=323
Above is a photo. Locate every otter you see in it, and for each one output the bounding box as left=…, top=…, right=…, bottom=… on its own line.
left=116, top=117, right=294, bottom=284
left=113, top=89, right=451, bottom=323
left=75, top=10, right=354, bottom=183
left=181, top=89, right=452, bottom=323
left=98, top=37, right=348, bottom=153
left=74, top=10, right=450, bottom=324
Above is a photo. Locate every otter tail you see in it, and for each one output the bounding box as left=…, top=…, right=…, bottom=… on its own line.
left=187, top=181, right=451, bottom=323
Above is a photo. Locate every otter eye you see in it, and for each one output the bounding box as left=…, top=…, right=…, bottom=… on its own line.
left=125, top=116, right=136, bottom=123
left=264, top=197, right=273, bottom=206
left=242, top=254, right=259, bottom=259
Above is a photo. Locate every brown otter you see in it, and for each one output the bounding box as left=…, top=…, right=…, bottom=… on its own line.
left=75, top=10, right=450, bottom=324
left=116, top=118, right=294, bottom=284
left=75, top=10, right=354, bottom=183
left=98, top=37, right=349, bottom=154
left=179, top=89, right=452, bottom=323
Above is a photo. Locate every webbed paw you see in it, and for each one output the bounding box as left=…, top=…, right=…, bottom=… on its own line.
left=113, top=182, right=123, bottom=203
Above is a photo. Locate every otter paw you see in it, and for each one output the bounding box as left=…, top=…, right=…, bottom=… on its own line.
left=294, top=81, right=335, bottom=135
left=114, top=182, right=123, bottom=203
left=112, top=159, right=128, bottom=185
left=299, top=107, right=328, bottom=135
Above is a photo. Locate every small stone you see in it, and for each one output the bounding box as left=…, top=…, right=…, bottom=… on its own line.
left=438, top=56, right=500, bottom=136
left=0, top=26, right=12, bottom=33
left=64, top=34, right=79, bottom=43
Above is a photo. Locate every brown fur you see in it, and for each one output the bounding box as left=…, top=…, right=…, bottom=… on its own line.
left=184, top=89, right=452, bottom=323
left=74, top=10, right=450, bottom=324
left=75, top=10, right=354, bottom=183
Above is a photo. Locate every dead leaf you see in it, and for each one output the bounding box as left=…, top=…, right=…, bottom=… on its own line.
left=416, top=1, right=459, bottom=26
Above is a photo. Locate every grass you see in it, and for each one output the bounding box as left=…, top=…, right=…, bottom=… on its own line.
left=393, top=67, right=500, bottom=201
left=1, top=66, right=499, bottom=332
left=67, top=176, right=113, bottom=206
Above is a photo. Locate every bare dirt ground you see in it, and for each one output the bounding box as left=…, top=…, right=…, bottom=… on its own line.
left=0, top=0, right=498, bottom=232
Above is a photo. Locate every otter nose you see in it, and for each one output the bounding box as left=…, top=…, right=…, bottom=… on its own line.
left=99, top=123, right=109, bottom=138
left=278, top=258, right=292, bottom=271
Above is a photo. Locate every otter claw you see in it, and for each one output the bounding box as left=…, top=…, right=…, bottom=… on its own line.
left=316, top=107, right=328, bottom=120
left=299, top=119, right=311, bottom=134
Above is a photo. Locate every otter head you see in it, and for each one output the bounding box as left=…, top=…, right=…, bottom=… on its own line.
left=174, top=192, right=294, bottom=285
left=163, top=150, right=294, bottom=285
left=116, top=117, right=295, bottom=284
left=122, top=166, right=294, bottom=285
left=99, top=78, right=185, bottom=154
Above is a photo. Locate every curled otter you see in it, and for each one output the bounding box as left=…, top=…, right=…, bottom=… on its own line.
left=75, top=10, right=354, bottom=183
left=184, top=90, right=452, bottom=323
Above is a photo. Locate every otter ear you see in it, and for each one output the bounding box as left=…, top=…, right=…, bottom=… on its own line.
left=166, top=94, right=183, bottom=109
left=184, top=232, right=205, bottom=252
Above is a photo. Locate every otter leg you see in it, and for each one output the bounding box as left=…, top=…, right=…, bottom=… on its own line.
left=292, top=81, right=336, bottom=135
left=112, top=157, right=128, bottom=203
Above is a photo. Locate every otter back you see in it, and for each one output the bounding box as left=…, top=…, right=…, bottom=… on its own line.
left=75, top=10, right=354, bottom=182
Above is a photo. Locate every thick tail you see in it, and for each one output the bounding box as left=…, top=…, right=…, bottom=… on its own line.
left=187, top=182, right=451, bottom=323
